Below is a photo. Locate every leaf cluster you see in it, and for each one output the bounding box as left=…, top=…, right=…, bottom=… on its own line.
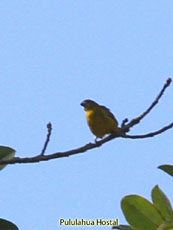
left=115, top=185, right=173, bottom=230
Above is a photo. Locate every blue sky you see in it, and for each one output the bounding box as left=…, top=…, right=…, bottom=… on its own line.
left=0, top=1, right=173, bottom=229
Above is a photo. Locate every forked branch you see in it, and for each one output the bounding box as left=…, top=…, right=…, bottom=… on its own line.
left=0, top=78, right=172, bottom=166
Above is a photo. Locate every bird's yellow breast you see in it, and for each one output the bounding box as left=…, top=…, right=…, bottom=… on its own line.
left=85, top=109, right=118, bottom=138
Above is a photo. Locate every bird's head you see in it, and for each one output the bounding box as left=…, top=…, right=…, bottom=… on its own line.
left=80, top=99, right=98, bottom=110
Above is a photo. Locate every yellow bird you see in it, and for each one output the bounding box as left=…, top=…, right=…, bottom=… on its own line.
left=81, top=99, right=119, bottom=139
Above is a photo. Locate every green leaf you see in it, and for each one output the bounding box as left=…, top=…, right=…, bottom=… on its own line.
left=157, top=221, right=173, bottom=230
left=158, top=165, right=173, bottom=176
left=0, top=218, right=18, bottom=230
left=121, top=195, right=164, bottom=230
left=152, top=185, right=173, bottom=221
left=112, top=224, right=132, bottom=230
left=0, top=146, right=16, bottom=171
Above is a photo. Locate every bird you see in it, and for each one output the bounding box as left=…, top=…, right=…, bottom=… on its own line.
left=81, top=99, right=120, bottom=140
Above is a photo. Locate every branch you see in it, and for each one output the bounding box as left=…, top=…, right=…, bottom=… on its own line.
left=0, top=123, right=172, bottom=165
left=122, top=78, right=172, bottom=132
left=0, top=134, right=120, bottom=165
left=0, top=78, right=172, bottom=166
left=122, top=122, right=173, bottom=139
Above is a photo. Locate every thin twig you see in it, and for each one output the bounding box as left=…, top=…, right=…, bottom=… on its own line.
left=40, top=122, right=52, bottom=155
left=121, top=118, right=128, bottom=128
left=122, top=122, right=173, bottom=139
left=122, top=78, right=172, bottom=132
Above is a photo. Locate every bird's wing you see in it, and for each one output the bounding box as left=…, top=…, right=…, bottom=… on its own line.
left=100, top=105, right=118, bottom=124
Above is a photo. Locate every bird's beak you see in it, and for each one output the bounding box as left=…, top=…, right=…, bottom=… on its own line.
left=80, top=101, right=84, bottom=107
